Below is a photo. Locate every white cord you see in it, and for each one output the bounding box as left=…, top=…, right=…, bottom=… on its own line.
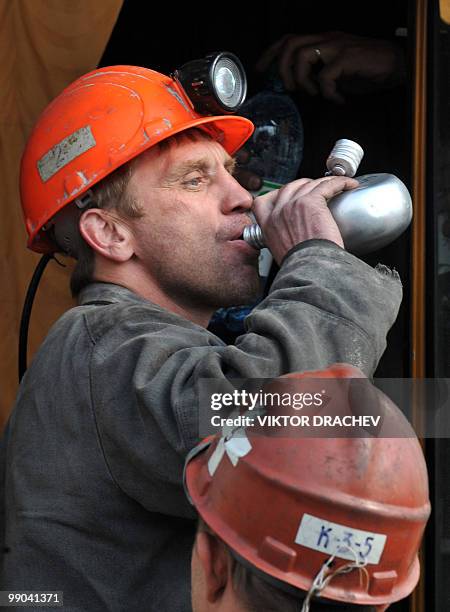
left=300, top=544, right=369, bottom=612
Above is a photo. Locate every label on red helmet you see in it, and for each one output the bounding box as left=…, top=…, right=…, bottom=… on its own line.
left=295, top=513, right=387, bottom=565
left=207, top=428, right=252, bottom=477
left=37, top=126, right=96, bottom=183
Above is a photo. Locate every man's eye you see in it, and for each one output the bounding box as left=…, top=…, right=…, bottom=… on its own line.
left=183, top=175, right=204, bottom=188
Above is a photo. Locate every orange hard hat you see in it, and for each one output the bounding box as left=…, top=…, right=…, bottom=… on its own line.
left=185, top=364, right=430, bottom=608
left=20, top=65, right=254, bottom=253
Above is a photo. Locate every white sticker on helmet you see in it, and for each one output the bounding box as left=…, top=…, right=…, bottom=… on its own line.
left=295, top=513, right=387, bottom=565
left=208, top=437, right=226, bottom=477
left=224, top=433, right=252, bottom=466
left=208, top=424, right=252, bottom=476
left=37, top=126, right=96, bottom=182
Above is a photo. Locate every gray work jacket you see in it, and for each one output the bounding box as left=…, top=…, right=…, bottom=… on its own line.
left=0, top=240, right=402, bottom=611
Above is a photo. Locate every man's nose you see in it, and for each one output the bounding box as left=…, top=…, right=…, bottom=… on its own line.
left=221, top=172, right=254, bottom=214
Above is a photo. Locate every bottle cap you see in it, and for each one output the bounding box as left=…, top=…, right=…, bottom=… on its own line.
left=326, top=139, right=364, bottom=177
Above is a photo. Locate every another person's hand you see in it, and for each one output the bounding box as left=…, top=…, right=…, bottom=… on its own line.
left=233, top=148, right=262, bottom=192
left=252, top=175, right=358, bottom=264
left=257, top=31, right=406, bottom=103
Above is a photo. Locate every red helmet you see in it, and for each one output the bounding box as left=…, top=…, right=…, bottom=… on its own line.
left=20, top=65, right=254, bottom=253
left=185, top=364, right=430, bottom=609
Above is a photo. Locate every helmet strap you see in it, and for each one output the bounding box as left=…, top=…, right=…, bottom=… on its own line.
left=74, top=189, right=96, bottom=209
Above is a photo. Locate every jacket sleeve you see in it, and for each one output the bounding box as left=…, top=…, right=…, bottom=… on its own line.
left=88, top=240, right=402, bottom=516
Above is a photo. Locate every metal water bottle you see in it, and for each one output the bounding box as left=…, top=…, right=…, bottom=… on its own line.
left=243, top=139, right=412, bottom=256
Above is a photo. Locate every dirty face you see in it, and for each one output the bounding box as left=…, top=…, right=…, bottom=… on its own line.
left=126, top=133, right=260, bottom=311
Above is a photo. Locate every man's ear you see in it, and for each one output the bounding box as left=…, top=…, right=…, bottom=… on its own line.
left=79, top=209, right=135, bottom=262
left=195, top=531, right=230, bottom=604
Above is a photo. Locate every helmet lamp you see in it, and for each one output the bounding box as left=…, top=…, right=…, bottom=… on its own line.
left=173, top=51, right=247, bottom=115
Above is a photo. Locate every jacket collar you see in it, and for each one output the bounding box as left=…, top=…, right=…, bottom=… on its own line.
left=78, top=282, right=150, bottom=307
